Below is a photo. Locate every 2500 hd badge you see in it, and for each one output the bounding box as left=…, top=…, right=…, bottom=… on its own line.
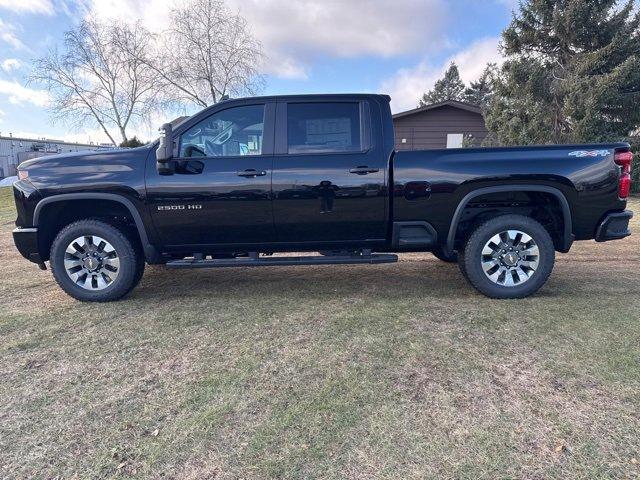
left=157, top=204, right=203, bottom=211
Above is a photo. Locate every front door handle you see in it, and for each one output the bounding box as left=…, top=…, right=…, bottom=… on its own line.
left=349, top=166, right=380, bottom=175
left=236, top=169, right=267, bottom=178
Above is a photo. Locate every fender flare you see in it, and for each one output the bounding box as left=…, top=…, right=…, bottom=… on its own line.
left=33, top=193, right=158, bottom=262
left=446, top=185, right=573, bottom=253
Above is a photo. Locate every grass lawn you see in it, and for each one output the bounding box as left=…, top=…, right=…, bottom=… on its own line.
left=0, top=186, right=639, bottom=479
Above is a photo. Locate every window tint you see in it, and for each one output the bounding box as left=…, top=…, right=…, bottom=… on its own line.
left=179, top=105, right=265, bottom=158
left=287, top=102, right=362, bottom=154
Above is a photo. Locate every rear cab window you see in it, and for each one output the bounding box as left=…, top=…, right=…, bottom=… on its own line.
left=286, top=102, right=368, bottom=154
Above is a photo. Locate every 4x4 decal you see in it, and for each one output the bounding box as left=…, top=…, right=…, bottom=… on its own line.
left=568, top=150, right=610, bottom=157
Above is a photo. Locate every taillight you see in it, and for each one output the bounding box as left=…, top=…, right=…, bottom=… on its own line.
left=614, top=151, right=633, bottom=199
left=18, top=170, right=28, bottom=180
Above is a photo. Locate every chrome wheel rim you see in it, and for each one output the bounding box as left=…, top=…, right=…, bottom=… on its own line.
left=481, top=230, right=540, bottom=287
left=64, top=235, right=120, bottom=290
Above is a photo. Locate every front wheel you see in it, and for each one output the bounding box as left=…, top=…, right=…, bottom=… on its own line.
left=50, top=219, right=142, bottom=302
left=460, top=215, right=555, bottom=299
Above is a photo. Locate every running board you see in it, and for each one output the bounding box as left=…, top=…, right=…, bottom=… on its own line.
left=165, top=253, right=398, bottom=269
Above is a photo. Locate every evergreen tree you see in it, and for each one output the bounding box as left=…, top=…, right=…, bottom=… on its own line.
left=486, top=0, right=640, bottom=145
left=463, top=63, right=497, bottom=108
left=419, top=63, right=465, bottom=106
left=119, top=136, right=146, bottom=148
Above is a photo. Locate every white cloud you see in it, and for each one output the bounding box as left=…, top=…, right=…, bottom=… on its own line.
left=1, top=58, right=21, bottom=72
left=0, top=79, right=50, bottom=107
left=227, top=0, right=450, bottom=79
left=0, top=17, right=29, bottom=50
left=82, top=0, right=172, bottom=32
left=81, top=0, right=450, bottom=80
left=380, top=37, right=504, bottom=112
left=0, top=0, right=54, bottom=15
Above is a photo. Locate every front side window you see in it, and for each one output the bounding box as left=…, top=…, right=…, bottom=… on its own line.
left=287, top=102, right=362, bottom=154
left=179, top=104, right=265, bottom=158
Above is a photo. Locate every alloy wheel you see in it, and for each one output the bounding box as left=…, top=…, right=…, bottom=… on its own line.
left=480, top=230, right=540, bottom=287
left=63, top=235, right=120, bottom=290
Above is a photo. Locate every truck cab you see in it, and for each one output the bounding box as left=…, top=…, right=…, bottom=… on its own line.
left=149, top=94, right=392, bottom=252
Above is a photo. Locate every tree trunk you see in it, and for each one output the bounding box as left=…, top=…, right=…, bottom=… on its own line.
left=119, top=126, right=128, bottom=145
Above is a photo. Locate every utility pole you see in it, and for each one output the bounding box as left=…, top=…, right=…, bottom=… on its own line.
left=10, top=133, right=14, bottom=166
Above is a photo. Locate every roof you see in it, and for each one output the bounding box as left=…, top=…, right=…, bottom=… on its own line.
left=392, top=100, right=483, bottom=119
left=205, top=93, right=392, bottom=109
left=0, top=135, right=96, bottom=147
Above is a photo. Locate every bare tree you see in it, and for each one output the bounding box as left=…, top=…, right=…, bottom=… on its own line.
left=139, top=0, right=265, bottom=107
left=30, top=19, right=161, bottom=145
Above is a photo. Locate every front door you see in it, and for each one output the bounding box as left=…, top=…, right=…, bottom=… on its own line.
left=146, top=103, right=275, bottom=248
left=271, top=100, right=388, bottom=244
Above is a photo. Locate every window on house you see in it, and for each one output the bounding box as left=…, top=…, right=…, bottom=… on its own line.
left=446, top=133, right=464, bottom=149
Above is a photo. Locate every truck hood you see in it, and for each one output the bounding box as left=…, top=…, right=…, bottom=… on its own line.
left=19, top=146, right=151, bottom=194
left=18, top=146, right=151, bottom=170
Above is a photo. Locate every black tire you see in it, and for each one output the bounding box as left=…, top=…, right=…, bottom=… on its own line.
left=132, top=243, right=146, bottom=288
left=458, top=250, right=469, bottom=280
left=432, top=246, right=458, bottom=263
left=461, top=215, right=555, bottom=299
left=50, top=219, right=141, bottom=302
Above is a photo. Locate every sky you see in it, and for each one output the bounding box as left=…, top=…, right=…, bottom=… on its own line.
left=0, top=0, right=516, bottom=144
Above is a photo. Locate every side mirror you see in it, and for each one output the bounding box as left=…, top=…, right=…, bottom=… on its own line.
left=156, top=123, right=174, bottom=175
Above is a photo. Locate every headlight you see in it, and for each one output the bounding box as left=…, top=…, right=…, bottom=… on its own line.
left=18, top=170, right=28, bottom=180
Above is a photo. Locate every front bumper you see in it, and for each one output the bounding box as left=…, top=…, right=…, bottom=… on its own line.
left=12, top=227, right=43, bottom=264
left=595, top=210, right=633, bottom=242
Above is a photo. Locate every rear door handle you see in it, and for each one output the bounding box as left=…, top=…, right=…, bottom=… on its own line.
left=236, top=169, right=267, bottom=177
left=349, top=166, right=380, bottom=175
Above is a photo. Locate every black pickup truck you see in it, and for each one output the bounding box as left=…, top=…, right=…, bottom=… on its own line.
left=12, top=94, right=634, bottom=301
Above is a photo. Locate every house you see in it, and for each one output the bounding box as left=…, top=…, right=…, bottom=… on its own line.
left=392, top=100, right=488, bottom=150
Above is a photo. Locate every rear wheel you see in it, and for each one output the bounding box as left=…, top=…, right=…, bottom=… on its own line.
left=50, top=219, right=141, bottom=302
left=460, top=215, right=555, bottom=299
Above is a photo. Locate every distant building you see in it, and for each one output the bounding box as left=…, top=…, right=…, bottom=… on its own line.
left=0, top=135, right=114, bottom=178
left=392, top=100, right=488, bottom=150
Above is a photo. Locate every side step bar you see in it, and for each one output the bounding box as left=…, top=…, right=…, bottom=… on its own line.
left=165, top=252, right=398, bottom=269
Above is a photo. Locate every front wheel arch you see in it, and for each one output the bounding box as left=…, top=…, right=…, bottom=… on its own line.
left=33, top=193, right=157, bottom=263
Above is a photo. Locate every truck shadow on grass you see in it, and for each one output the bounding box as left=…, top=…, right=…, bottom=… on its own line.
left=131, top=260, right=560, bottom=302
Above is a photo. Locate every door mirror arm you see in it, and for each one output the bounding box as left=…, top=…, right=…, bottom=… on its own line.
left=156, top=123, right=175, bottom=175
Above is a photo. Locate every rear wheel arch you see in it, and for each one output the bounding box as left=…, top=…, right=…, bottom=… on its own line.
left=33, top=193, right=155, bottom=262
left=446, top=185, right=573, bottom=254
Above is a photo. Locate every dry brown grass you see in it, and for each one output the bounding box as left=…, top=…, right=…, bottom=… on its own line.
left=0, top=186, right=639, bottom=479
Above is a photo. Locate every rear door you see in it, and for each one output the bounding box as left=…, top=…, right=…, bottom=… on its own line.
left=271, top=99, right=388, bottom=244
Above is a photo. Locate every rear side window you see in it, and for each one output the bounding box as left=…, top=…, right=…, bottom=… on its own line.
left=287, top=102, right=363, bottom=154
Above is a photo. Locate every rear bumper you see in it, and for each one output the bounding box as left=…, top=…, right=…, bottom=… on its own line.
left=12, top=227, right=43, bottom=264
left=595, top=210, right=633, bottom=242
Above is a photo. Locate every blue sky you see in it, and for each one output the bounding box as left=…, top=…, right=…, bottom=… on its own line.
left=0, top=0, right=514, bottom=143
